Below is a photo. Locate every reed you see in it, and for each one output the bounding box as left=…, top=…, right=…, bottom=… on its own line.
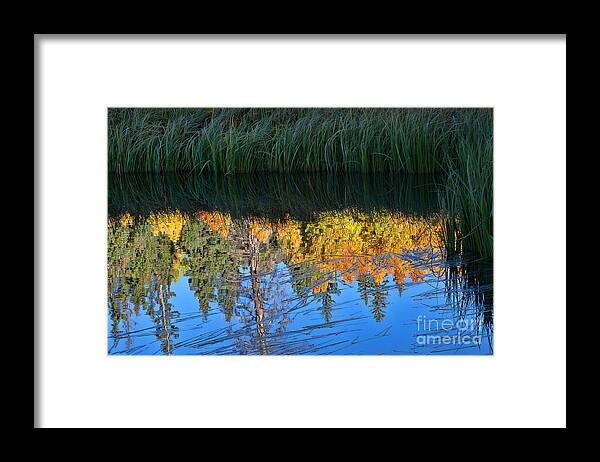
left=439, top=109, right=493, bottom=259
left=108, top=108, right=483, bottom=174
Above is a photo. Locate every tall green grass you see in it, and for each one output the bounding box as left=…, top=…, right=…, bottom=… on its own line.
left=108, top=108, right=482, bottom=174
left=108, top=107, right=493, bottom=258
left=439, top=109, right=493, bottom=259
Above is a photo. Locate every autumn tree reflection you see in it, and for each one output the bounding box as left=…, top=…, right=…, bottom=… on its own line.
left=108, top=205, right=492, bottom=353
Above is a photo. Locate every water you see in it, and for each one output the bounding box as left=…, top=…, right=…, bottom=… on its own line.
left=108, top=173, right=493, bottom=355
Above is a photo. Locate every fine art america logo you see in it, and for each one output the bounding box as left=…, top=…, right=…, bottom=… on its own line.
left=416, top=315, right=482, bottom=347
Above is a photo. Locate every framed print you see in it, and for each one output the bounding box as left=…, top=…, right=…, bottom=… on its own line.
left=35, top=34, right=566, bottom=428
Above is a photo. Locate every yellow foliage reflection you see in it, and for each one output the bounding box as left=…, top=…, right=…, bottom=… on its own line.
left=274, top=210, right=441, bottom=291
left=148, top=211, right=188, bottom=243
left=249, top=218, right=273, bottom=243
left=119, top=211, right=134, bottom=227
left=197, top=211, right=232, bottom=238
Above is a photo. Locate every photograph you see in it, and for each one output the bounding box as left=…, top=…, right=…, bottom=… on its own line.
left=107, top=107, right=493, bottom=355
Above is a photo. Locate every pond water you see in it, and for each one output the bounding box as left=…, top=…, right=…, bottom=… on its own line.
left=108, top=173, right=493, bottom=355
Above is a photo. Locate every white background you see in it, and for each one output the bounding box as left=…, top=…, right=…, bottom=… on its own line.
left=36, top=36, right=566, bottom=428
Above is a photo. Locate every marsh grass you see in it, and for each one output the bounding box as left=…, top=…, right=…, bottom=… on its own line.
left=108, top=107, right=493, bottom=258
left=108, top=108, right=484, bottom=174
left=438, top=109, right=493, bottom=258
